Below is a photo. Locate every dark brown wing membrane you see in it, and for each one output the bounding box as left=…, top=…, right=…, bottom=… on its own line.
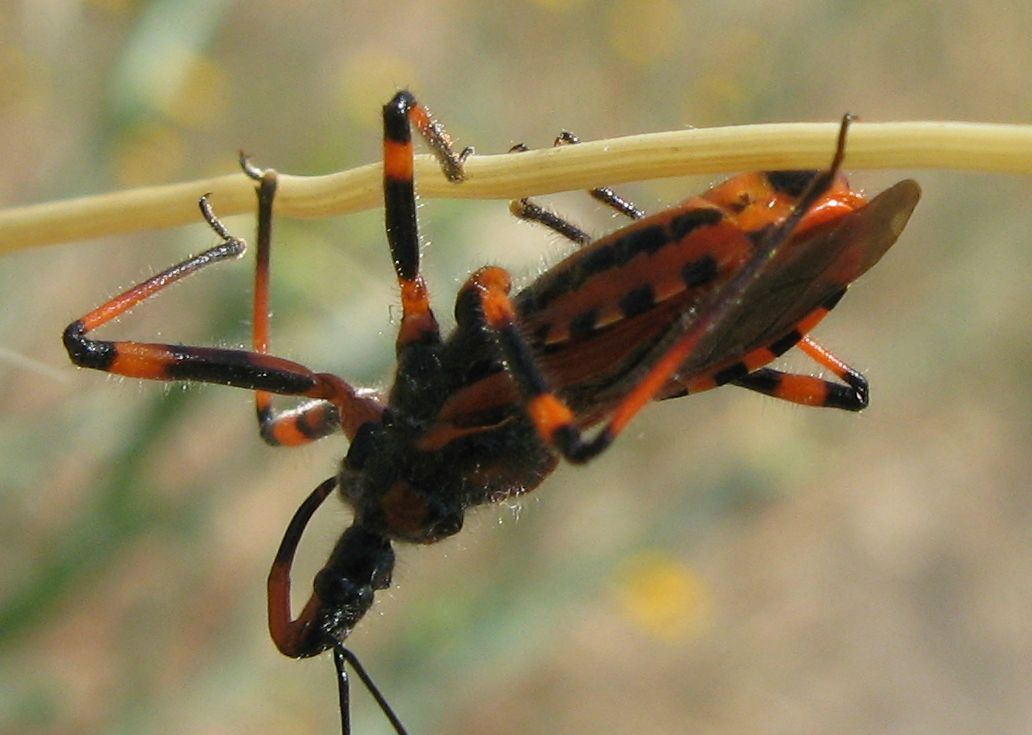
left=591, top=179, right=920, bottom=411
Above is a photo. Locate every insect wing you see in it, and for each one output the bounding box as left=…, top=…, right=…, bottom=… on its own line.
left=818, top=178, right=921, bottom=290
left=680, top=178, right=921, bottom=377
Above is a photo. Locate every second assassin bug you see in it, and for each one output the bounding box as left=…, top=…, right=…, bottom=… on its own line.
left=62, top=90, right=920, bottom=733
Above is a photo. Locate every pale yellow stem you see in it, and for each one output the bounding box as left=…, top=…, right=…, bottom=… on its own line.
left=1, top=121, right=1029, bottom=255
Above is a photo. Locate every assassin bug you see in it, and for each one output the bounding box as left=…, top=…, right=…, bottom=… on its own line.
left=63, top=90, right=920, bottom=733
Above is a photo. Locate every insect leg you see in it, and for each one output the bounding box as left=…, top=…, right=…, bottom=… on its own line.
left=62, top=194, right=383, bottom=441
left=666, top=301, right=868, bottom=411
left=462, top=265, right=628, bottom=463
left=553, top=130, right=646, bottom=219
left=382, top=90, right=471, bottom=350
left=733, top=334, right=868, bottom=410
left=733, top=367, right=868, bottom=411
left=507, top=132, right=645, bottom=246
left=509, top=192, right=592, bottom=246
left=797, top=336, right=869, bottom=398
left=237, top=157, right=367, bottom=445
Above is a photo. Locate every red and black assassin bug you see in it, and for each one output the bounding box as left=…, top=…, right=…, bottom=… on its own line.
left=63, top=91, right=920, bottom=733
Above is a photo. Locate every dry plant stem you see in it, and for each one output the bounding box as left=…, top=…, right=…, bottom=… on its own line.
left=1, top=120, right=1029, bottom=255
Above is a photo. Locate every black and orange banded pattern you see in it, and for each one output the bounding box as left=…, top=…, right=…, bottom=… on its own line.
left=62, top=92, right=919, bottom=735
left=382, top=91, right=471, bottom=351
left=459, top=115, right=918, bottom=462
left=240, top=160, right=354, bottom=448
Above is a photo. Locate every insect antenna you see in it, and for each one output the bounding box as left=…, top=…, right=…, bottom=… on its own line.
left=333, top=645, right=410, bottom=735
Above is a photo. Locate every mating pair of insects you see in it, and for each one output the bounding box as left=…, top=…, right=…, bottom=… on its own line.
left=64, top=91, right=920, bottom=733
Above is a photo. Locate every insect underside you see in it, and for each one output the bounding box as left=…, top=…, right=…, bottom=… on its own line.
left=62, top=93, right=920, bottom=733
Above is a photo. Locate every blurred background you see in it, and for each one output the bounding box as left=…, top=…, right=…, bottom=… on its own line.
left=1, top=1, right=1029, bottom=734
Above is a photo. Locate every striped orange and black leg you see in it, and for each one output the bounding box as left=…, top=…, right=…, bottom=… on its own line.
left=62, top=194, right=383, bottom=440
left=239, top=157, right=361, bottom=445
left=739, top=334, right=870, bottom=410
left=459, top=265, right=609, bottom=462
left=797, top=335, right=869, bottom=402
left=382, top=91, right=470, bottom=351
left=724, top=323, right=869, bottom=411
left=674, top=291, right=868, bottom=411
left=733, top=365, right=868, bottom=411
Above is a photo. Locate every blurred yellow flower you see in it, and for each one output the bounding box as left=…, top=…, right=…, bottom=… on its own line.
left=612, top=550, right=713, bottom=641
